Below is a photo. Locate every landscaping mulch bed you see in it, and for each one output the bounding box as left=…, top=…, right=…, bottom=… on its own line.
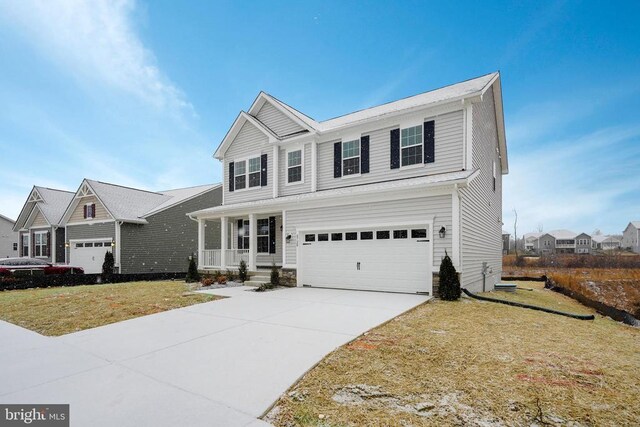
left=265, top=281, right=640, bottom=426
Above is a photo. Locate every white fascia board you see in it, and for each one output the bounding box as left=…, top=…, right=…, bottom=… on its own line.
left=190, top=174, right=471, bottom=219
left=24, top=204, right=50, bottom=229
left=491, top=77, right=509, bottom=174
left=250, top=92, right=319, bottom=132
left=214, top=112, right=280, bottom=161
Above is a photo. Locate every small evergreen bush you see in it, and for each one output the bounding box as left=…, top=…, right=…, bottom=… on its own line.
left=438, top=251, right=461, bottom=300
left=238, top=260, right=248, bottom=283
left=102, top=251, right=115, bottom=282
left=186, top=256, right=200, bottom=283
left=225, top=269, right=235, bottom=281
left=270, top=262, right=280, bottom=286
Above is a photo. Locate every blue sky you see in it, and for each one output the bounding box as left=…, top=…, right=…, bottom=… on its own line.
left=0, top=0, right=638, bottom=236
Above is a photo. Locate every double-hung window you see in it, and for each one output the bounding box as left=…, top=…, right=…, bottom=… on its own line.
left=287, top=150, right=302, bottom=183
left=401, top=125, right=423, bottom=166
left=257, top=219, right=269, bottom=253
left=234, top=161, right=247, bottom=190
left=342, top=140, right=360, bottom=176
left=22, top=235, right=29, bottom=256
left=248, top=157, right=261, bottom=187
left=34, top=231, right=47, bottom=257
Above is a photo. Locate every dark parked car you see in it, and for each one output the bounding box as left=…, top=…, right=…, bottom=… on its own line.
left=0, top=258, right=84, bottom=276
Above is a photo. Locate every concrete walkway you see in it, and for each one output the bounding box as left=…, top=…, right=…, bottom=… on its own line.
left=0, top=286, right=428, bottom=426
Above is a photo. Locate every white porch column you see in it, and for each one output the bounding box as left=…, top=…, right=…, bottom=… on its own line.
left=220, top=216, right=228, bottom=268
left=197, top=218, right=205, bottom=269
left=249, top=213, right=257, bottom=271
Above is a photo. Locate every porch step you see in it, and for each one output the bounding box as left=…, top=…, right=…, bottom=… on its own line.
left=244, top=280, right=269, bottom=287
left=249, top=275, right=271, bottom=282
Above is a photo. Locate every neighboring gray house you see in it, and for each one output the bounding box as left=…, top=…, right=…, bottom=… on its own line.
left=622, top=221, right=640, bottom=253
left=58, top=179, right=222, bottom=274
left=189, top=72, right=508, bottom=294
left=12, top=186, right=75, bottom=263
left=502, top=231, right=510, bottom=254
left=525, top=229, right=591, bottom=254
left=0, top=214, right=19, bottom=258
left=592, top=234, right=622, bottom=251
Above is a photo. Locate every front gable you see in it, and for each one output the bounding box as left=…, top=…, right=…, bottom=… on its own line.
left=24, top=205, right=50, bottom=229
left=255, top=101, right=306, bottom=138
left=62, top=181, right=114, bottom=225
left=13, top=187, right=44, bottom=231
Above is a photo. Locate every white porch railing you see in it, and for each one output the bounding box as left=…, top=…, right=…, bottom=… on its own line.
left=226, top=249, right=249, bottom=266
left=201, top=249, right=250, bottom=268
left=202, top=250, right=221, bottom=268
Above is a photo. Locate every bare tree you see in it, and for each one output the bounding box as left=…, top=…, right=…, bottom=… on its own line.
left=513, top=209, right=518, bottom=257
left=537, top=223, right=543, bottom=233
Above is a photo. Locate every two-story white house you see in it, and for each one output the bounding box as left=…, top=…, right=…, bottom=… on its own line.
left=622, top=221, right=640, bottom=253
left=189, top=72, right=508, bottom=295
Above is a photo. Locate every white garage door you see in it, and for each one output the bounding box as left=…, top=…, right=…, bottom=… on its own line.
left=298, top=225, right=432, bottom=294
left=70, top=240, right=112, bottom=274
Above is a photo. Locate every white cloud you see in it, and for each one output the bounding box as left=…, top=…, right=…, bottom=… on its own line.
left=503, top=125, right=640, bottom=236
left=0, top=0, right=194, bottom=116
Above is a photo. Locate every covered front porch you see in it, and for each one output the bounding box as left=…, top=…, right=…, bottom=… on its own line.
left=197, top=212, right=283, bottom=271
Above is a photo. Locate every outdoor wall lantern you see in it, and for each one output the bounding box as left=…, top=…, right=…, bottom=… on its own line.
left=64, top=242, right=70, bottom=248
left=111, top=241, right=116, bottom=247
left=439, top=227, right=446, bottom=239
left=286, top=234, right=292, bottom=242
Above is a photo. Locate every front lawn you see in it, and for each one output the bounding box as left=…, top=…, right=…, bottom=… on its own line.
left=0, top=281, right=220, bottom=336
left=266, top=281, right=640, bottom=426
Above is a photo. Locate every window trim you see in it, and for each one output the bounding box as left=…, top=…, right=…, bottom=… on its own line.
left=238, top=219, right=250, bottom=249
left=33, top=230, right=48, bottom=258
left=400, top=124, right=423, bottom=168
left=341, top=139, right=361, bottom=178
left=232, top=155, right=263, bottom=192
left=13, top=242, right=18, bottom=251
left=256, top=218, right=270, bottom=254
left=286, top=148, right=304, bottom=186
left=85, top=203, right=95, bottom=219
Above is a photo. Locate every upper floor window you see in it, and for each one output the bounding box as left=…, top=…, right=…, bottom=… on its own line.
left=13, top=243, right=17, bottom=251
left=84, top=203, right=96, bottom=219
left=401, top=125, right=423, bottom=166
left=22, top=235, right=29, bottom=257
left=287, top=150, right=302, bottom=184
left=342, top=140, right=360, bottom=176
left=234, top=156, right=262, bottom=191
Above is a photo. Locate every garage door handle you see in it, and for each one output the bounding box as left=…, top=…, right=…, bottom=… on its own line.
left=417, top=239, right=430, bottom=242
left=303, top=243, right=312, bottom=246
left=357, top=262, right=360, bottom=270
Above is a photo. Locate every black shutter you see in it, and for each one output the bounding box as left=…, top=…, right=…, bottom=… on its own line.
left=229, top=162, right=235, bottom=192
left=424, top=120, right=435, bottom=164
left=261, top=154, right=268, bottom=186
left=237, top=219, right=243, bottom=249
left=333, top=142, right=342, bottom=178
left=83, top=205, right=87, bottom=219
left=46, top=231, right=51, bottom=258
left=269, top=216, right=276, bottom=254
left=360, top=135, right=370, bottom=174
left=390, top=128, right=400, bottom=169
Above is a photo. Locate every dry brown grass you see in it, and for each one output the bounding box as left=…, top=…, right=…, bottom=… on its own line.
left=267, top=282, right=640, bottom=426
left=0, top=281, right=220, bottom=336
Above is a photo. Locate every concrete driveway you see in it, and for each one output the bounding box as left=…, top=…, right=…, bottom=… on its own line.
left=0, top=286, right=428, bottom=426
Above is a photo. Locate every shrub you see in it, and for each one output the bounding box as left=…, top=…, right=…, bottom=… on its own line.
left=438, top=251, right=460, bottom=301
left=238, top=260, right=248, bottom=283
left=225, top=269, right=235, bottom=282
left=216, top=275, right=227, bottom=285
left=186, top=257, right=200, bottom=283
left=270, top=263, right=280, bottom=286
left=255, top=282, right=275, bottom=292
left=201, top=277, right=214, bottom=286
left=102, top=251, right=115, bottom=282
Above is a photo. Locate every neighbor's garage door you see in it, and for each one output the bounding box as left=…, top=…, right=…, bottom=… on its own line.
left=70, top=240, right=112, bottom=274
left=298, top=225, right=432, bottom=294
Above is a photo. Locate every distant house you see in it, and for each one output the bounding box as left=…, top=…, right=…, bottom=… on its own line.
left=525, top=230, right=591, bottom=255
left=622, top=222, right=640, bottom=253
left=592, top=234, right=622, bottom=251
left=12, top=186, right=75, bottom=264
left=58, top=179, right=222, bottom=274
left=0, top=214, right=19, bottom=258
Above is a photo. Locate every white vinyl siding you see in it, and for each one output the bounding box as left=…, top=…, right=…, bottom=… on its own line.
left=256, top=101, right=305, bottom=137
left=224, top=122, right=273, bottom=204
left=278, top=144, right=312, bottom=196
left=30, top=209, right=49, bottom=227
left=284, top=195, right=452, bottom=268
left=459, top=90, right=502, bottom=292
left=317, top=110, right=464, bottom=190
